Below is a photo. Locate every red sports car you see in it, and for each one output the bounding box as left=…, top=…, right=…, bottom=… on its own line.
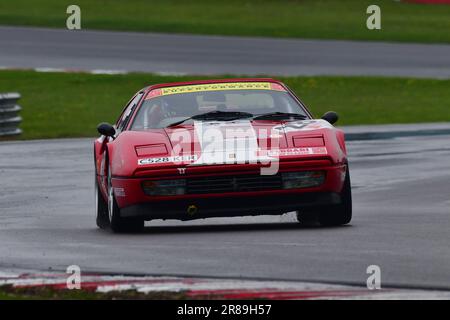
left=94, top=78, right=351, bottom=232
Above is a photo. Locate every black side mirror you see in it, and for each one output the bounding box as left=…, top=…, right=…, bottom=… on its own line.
left=321, top=111, right=339, bottom=125
left=97, top=123, right=116, bottom=137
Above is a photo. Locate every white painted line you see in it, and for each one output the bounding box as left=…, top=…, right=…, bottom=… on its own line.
left=0, top=66, right=189, bottom=76
left=154, top=71, right=188, bottom=76
left=90, top=69, right=128, bottom=75
left=34, top=67, right=67, bottom=73
left=0, top=271, right=19, bottom=279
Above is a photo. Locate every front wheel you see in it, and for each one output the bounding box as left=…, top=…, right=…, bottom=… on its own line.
left=297, top=166, right=352, bottom=227
left=107, top=165, right=144, bottom=233
left=318, top=166, right=352, bottom=226
left=95, top=178, right=109, bottom=229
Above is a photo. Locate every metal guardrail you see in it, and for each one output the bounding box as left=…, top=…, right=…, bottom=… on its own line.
left=0, top=92, right=22, bottom=136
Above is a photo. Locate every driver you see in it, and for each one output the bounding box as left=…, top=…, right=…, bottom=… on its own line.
left=143, top=101, right=164, bottom=128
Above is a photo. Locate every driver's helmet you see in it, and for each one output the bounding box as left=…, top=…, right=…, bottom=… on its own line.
left=201, top=92, right=227, bottom=111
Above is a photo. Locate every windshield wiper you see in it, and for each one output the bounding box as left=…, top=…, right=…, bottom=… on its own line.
left=252, top=112, right=308, bottom=121
left=166, top=111, right=253, bottom=127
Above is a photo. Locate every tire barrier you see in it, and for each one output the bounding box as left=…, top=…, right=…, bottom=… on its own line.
left=0, top=92, right=22, bottom=136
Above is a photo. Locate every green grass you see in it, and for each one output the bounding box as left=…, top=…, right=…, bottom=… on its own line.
left=0, top=70, right=449, bottom=140
left=1, top=0, right=450, bottom=43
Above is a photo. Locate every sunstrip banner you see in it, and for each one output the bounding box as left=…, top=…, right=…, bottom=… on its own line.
left=145, top=82, right=286, bottom=99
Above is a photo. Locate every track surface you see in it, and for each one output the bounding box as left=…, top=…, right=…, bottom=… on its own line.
left=1, top=26, right=450, bottom=78
left=0, top=135, right=449, bottom=289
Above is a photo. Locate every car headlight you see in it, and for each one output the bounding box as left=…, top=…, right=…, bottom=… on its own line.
left=282, top=171, right=325, bottom=189
left=142, top=179, right=186, bottom=196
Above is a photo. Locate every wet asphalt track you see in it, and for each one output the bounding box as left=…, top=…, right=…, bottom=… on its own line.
left=0, top=134, right=449, bottom=289
left=1, top=26, right=450, bottom=78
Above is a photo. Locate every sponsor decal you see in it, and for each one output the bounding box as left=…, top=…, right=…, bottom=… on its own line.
left=113, top=187, right=126, bottom=197
left=138, top=155, right=198, bottom=165
left=266, top=147, right=327, bottom=157
left=145, top=82, right=285, bottom=99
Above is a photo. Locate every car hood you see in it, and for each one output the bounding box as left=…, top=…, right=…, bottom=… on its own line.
left=110, top=119, right=346, bottom=176
left=164, top=118, right=331, bottom=157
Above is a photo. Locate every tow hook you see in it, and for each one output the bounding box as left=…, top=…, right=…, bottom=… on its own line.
left=187, top=205, right=198, bottom=215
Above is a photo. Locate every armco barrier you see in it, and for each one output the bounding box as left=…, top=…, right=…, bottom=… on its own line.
left=0, top=92, right=22, bottom=136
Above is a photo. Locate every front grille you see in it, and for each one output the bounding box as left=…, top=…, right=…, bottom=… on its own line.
left=186, top=174, right=282, bottom=194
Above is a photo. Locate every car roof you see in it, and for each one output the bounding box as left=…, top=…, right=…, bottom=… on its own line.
left=142, top=78, right=285, bottom=93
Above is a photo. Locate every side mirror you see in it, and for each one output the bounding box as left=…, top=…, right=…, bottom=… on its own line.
left=321, top=111, right=339, bottom=125
left=97, top=123, right=116, bottom=137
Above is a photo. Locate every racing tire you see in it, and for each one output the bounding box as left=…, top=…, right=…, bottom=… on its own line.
left=95, top=178, right=109, bottom=229
left=295, top=211, right=318, bottom=225
left=317, top=166, right=352, bottom=226
left=107, top=164, right=144, bottom=233
left=296, top=166, right=352, bottom=227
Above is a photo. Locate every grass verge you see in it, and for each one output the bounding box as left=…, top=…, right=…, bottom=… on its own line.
left=0, top=70, right=449, bottom=140
left=1, top=0, right=450, bottom=43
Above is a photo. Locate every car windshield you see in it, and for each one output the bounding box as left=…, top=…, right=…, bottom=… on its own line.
left=130, top=86, right=308, bottom=130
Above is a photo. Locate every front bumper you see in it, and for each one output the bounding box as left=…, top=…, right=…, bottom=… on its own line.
left=120, top=192, right=342, bottom=220
left=111, top=162, right=347, bottom=221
